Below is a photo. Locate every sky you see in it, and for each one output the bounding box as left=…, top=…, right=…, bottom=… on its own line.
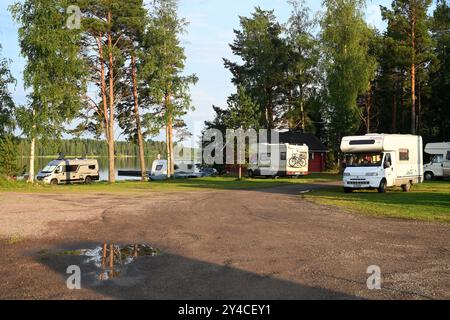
left=0, top=0, right=393, bottom=143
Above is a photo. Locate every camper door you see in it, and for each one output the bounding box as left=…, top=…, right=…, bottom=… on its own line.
left=383, top=152, right=395, bottom=186
left=444, top=151, right=450, bottom=177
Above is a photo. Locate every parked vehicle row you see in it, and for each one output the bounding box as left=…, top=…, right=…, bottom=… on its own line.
left=35, top=136, right=449, bottom=193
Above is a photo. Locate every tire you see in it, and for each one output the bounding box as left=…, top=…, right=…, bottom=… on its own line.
left=401, top=182, right=411, bottom=192
left=344, top=187, right=353, bottom=193
left=424, top=172, right=434, bottom=181
left=247, top=170, right=254, bottom=178
left=377, top=179, right=387, bottom=193
left=85, top=176, right=92, bottom=184
left=50, top=179, right=58, bottom=185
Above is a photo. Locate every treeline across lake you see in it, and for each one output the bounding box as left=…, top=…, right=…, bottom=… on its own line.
left=16, top=139, right=167, bottom=159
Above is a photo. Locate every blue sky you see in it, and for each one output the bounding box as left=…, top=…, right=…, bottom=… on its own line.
left=0, top=0, right=393, bottom=142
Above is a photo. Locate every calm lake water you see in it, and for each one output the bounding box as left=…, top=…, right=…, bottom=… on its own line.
left=21, top=156, right=156, bottom=181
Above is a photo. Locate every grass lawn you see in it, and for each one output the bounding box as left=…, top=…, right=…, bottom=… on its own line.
left=0, top=173, right=340, bottom=194
left=305, top=181, right=450, bottom=224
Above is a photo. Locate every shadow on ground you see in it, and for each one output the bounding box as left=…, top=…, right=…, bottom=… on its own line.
left=35, top=241, right=359, bottom=300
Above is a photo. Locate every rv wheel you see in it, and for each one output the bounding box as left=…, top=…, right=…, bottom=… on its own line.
left=248, top=170, right=254, bottom=178
left=85, top=176, right=92, bottom=184
left=401, top=182, right=411, bottom=192
left=377, top=179, right=387, bottom=193
left=50, top=179, right=58, bottom=185
left=424, top=172, right=434, bottom=181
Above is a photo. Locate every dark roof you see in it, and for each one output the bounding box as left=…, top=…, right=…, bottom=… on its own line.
left=276, top=132, right=328, bottom=152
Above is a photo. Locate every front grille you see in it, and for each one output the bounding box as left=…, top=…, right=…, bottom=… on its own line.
left=348, top=180, right=369, bottom=185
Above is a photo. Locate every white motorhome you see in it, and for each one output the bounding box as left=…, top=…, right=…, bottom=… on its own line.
left=340, top=134, right=423, bottom=193
left=36, top=158, right=100, bottom=184
left=247, top=143, right=309, bottom=178
left=149, top=160, right=202, bottom=180
left=423, top=142, right=450, bottom=180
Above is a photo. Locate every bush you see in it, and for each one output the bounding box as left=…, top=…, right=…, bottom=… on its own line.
left=0, top=135, right=22, bottom=178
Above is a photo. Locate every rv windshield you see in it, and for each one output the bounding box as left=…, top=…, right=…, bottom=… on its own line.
left=41, top=165, right=58, bottom=173
left=344, top=153, right=383, bottom=167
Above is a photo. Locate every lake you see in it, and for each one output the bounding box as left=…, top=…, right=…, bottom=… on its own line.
left=20, top=156, right=157, bottom=181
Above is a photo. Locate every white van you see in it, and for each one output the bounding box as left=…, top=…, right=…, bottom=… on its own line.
left=149, top=160, right=203, bottom=180
left=340, top=134, right=423, bottom=193
left=247, top=143, right=309, bottom=178
left=36, top=158, right=100, bottom=184
left=423, top=142, right=450, bottom=180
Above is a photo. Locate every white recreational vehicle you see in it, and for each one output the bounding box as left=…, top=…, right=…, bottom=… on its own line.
left=36, top=158, right=100, bottom=184
left=423, top=142, right=450, bottom=180
left=149, top=160, right=203, bottom=180
left=247, top=143, right=309, bottom=178
left=340, top=134, right=423, bottom=193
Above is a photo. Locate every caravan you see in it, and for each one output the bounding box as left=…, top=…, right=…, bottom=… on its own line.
left=340, top=134, right=423, bottom=193
left=423, top=142, right=450, bottom=180
left=149, top=160, right=203, bottom=180
left=247, top=143, right=309, bottom=178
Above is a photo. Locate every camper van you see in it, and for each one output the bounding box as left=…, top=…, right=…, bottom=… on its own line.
left=149, top=160, right=203, bottom=180
left=340, top=134, right=423, bottom=193
left=423, top=142, right=450, bottom=180
left=36, top=158, right=100, bottom=184
left=247, top=143, right=309, bottom=178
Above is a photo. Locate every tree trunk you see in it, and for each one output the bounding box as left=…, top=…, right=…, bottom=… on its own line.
left=107, top=11, right=116, bottom=183
left=411, top=8, right=417, bottom=135
left=366, top=83, right=372, bottom=134
left=165, top=124, right=171, bottom=178
left=131, top=54, right=146, bottom=181
left=168, top=110, right=174, bottom=178
left=392, top=94, right=397, bottom=133
left=164, top=92, right=173, bottom=178
left=28, top=137, right=35, bottom=183
left=97, top=35, right=109, bottom=143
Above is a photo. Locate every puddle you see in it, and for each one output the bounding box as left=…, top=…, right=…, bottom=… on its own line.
left=61, top=243, right=161, bottom=281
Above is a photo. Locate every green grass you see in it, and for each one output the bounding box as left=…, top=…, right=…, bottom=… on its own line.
left=0, top=173, right=340, bottom=194
left=305, top=181, right=450, bottom=224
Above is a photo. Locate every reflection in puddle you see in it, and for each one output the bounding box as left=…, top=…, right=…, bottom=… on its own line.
left=67, top=243, right=160, bottom=281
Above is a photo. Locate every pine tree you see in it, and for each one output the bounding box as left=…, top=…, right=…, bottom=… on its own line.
left=381, top=0, right=434, bottom=134
left=140, top=0, right=198, bottom=178
left=224, top=7, right=286, bottom=129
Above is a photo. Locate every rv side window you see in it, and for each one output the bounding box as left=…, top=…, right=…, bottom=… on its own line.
left=280, top=152, right=286, bottom=161
left=174, top=165, right=179, bottom=170
left=88, top=165, right=96, bottom=170
left=187, top=164, right=193, bottom=170
left=155, top=165, right=163, bottom=171
left=447, top=151, right=450, bottom=161
left=67, top=165, right=79, bottom=173
left=349, top=139, right=376, bottom=145
left=399, top=149, right=409, bottom=161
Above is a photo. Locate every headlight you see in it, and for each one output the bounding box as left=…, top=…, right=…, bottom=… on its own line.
left=343, top=172, right=351, bottom=177
left=366, top=172, right=378, bottom=177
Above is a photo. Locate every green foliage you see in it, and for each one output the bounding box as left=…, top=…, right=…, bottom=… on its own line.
left=139, top=0, right=198, bottom=133
left=427, top=0, right=450, bottom=140
left=225, top=86, right=261, bottom=130
left=9, top=0, right=87, bottom=141
left=320, top=0, right=377, bottom=149
left=0, top=45, right=16, bottom=135
left=0, top=135, right=22, bottom=178
left=224, top=7, right=286, bottom=129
